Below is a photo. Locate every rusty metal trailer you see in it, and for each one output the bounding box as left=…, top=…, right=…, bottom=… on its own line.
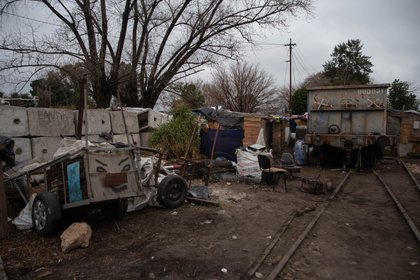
left=304, top=84, right=397, bottom=167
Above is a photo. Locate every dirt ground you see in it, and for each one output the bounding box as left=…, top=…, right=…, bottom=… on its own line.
left=1, top=159, right=420, bottom=279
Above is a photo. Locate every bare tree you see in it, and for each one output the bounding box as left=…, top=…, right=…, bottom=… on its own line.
left=206, top=62, right=281, bottom=113
left=0, top=0, right=312, bottom=108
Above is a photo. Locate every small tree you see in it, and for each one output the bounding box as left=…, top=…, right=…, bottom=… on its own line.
left=150, top=105, right=199, bottom=159
left=168, top=82, right=206, bottom=110
left=290, top=88, right=308, bottom=115
left=323, top=39, right=373, bottom=85
left=388, top=79, right=419, bottom=110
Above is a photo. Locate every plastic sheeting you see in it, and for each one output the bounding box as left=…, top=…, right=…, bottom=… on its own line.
left=193, top=108, right=244, bottom=129
left=235, top=149, right=261, bottom=179
left=200, top=128, right=244, bottom=162
left=12, top=194, right=36, bottom=230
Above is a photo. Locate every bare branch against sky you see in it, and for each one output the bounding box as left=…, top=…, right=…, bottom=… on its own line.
left=0, top=0, right=312, bottom=108
left=0, top=0, right=419, bottom=103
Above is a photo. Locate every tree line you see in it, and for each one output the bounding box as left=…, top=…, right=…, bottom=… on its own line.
left=3, top=38, right=416, bottom=114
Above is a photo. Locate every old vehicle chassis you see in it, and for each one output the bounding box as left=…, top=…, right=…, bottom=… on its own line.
left=5, top=145, right=187, bottom=234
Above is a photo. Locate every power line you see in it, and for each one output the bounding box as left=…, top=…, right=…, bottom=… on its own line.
left=1, top=11, right=61, bottom=27
left=295, top=46, right=318, bottom=73
left=293, top=52, right=311, bottom=78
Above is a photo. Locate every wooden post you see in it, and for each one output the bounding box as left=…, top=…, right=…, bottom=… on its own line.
left=76, top=78, right=85, bottom=140
left=0, top=154, right=8, bottom=239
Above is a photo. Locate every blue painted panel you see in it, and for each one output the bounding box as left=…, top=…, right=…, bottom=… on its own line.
left=67, top=161, right=83, bottom=202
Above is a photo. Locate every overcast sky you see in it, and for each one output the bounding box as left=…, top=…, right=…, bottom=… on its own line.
left=241, top=0, right=420, bottom=94
left=1, top=0, right=419, bottom=96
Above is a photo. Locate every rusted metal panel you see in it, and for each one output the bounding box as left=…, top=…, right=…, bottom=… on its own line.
left=307, top=84, right=389, bottom=135
left=305, top=84, right=396, bottom=151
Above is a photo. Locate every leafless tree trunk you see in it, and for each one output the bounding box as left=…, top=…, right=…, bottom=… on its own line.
left=205, top=61, right=282, bottom=114
left=0, top=0, right=312, bottom=108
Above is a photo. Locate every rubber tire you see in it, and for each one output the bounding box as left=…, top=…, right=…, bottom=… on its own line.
left=32, top=192, right=62, bottom=236
left=101, top=198, right=128, bottom=221
left=157, top=175, right=187, bottom=209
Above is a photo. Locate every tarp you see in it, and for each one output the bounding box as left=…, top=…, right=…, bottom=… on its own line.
left=193, top=108, right=244, bottom=129
left=200, top=128, right=244, bottom=162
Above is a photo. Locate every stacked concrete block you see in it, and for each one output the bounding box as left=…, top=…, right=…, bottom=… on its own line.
left=110, top=110, right=140, bottom=134
left=76, top=109, right=111, bottom=135
left=27, top=108, right=75, bottom=136
left=12, top=137, right=32, bottom=163
left=31, top=136, right=65, bottom=163
left=0, top=106, right=29, bottom=137
left=110, top=110, right=141, bottom=147
left=140, top=132, right=151, bottom=148
left=137, top=108, right=170, bottom=130
left=113, top=133, right=141, bottom=148
left=0, top=106, right=168, bottom=163
left=81, top=134, right=112, bottom=144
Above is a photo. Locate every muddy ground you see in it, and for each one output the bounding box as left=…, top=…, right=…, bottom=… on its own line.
left=1, top=159, right=420, bottom=279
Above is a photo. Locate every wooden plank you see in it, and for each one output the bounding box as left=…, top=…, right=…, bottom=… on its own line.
left=243, top=117, right=263, bottom=147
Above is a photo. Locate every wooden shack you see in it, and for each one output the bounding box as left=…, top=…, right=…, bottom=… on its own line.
left=243, top=116, right=264, bottom=147
left=388, top=110, right=420, bottom=157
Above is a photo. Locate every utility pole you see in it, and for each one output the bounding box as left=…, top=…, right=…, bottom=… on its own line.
left=284, top=38, right=296, bottom=113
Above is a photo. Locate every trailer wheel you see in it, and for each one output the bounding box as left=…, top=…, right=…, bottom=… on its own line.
left=32, top=192, right=62, bottom=235
left=158, top=175, right=187, bottom=209
left=101, top=198, right=128, bottom=221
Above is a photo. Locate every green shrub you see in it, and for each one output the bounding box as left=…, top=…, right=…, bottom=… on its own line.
left=150, top=105, right=199, bottom=159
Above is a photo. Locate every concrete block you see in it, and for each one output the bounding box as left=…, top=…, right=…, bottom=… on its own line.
left=12, top=137, right=32, bottom=163
left=110, top=110, right=140, bottom=134
left=0, top=106, right=29, bottom=136
left=76, top=109, right=111, bottom=135
left=137, top=109, right=170, bottom=130
left=82, top=134, right=112, bottom=144
left=31, top=137, right=63, bottom=163
left=28, top=108, right=75, bottom=136
left=140, top=132, right=152, bottom=148
left=113, top=133, right=141, bottom=148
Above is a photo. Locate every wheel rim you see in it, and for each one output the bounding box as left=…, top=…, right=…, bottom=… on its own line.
left=168, top=183, right=183, bottom=201
left=33, top=200, right=47, bottom=230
